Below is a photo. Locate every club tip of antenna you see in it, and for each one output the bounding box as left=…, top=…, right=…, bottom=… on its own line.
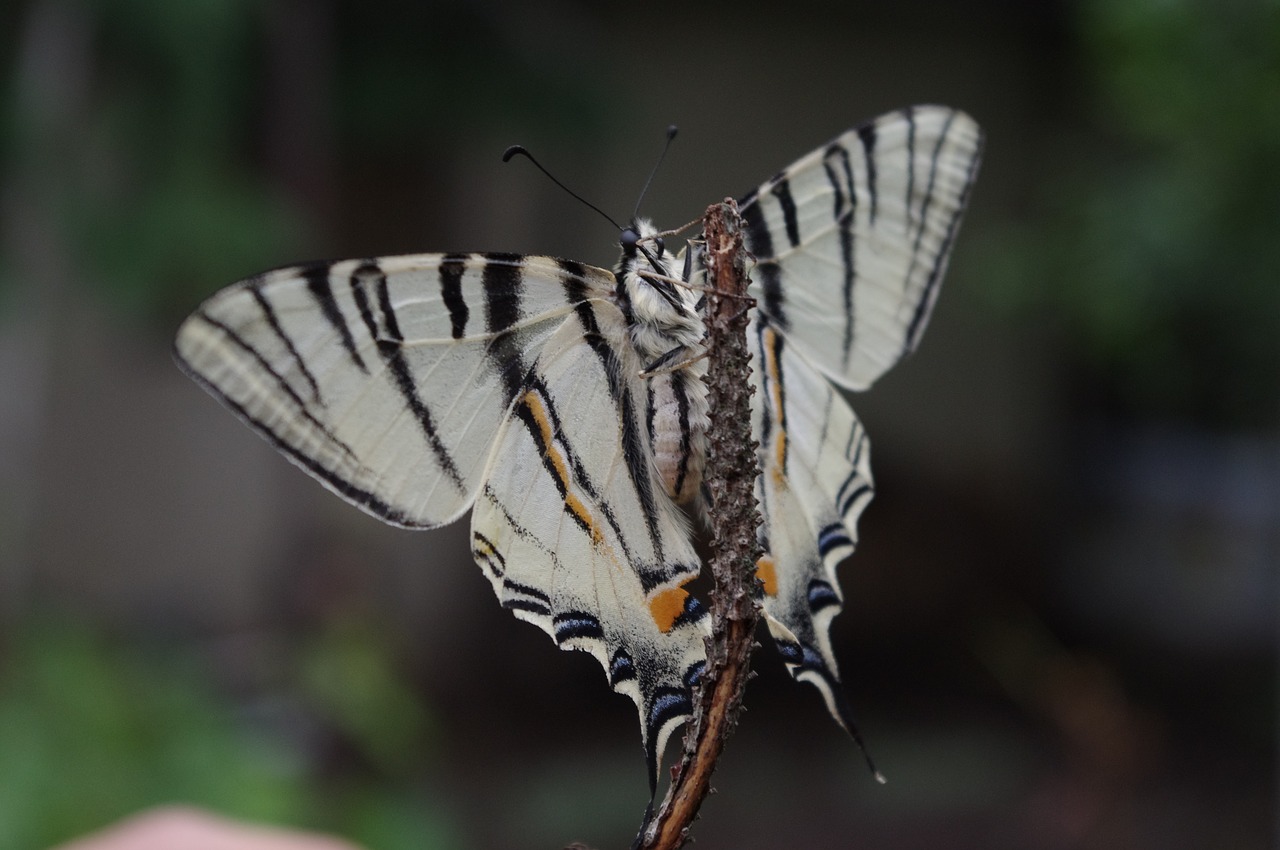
left=502, top=145, right=528, bottom=163
left=665, top=124, right=678, bottom=140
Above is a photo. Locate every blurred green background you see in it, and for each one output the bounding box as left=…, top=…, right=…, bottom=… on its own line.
left=1, top=1, right=1276, bottom=848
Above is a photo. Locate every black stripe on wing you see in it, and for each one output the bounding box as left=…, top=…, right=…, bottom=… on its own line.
left=483, top=252, right=524, bottom=333
left=902, top=107, right=950, bottom=334
left=302, top=263, right=368, bottom=374
left=609, top=649, right=637, bottom=687
left=439, top=253, right=470, bottom=339
left=553, top=611, right=605, bottom=645
left=502, top=578, right=553, bottom=617
left=247, top=278, right=323, bottom=403
left=769, top=177, right=802, bottom=249
left=556, top=257, right=596, bottom=304
left=905, top=120, right=984, bottom=350
left=740, top=201, right=788, bottom=330
left=571, top=301, right=681, bottom=590
left=670, top=371, right=694, bottom=499
left=856, top=121, right=879, bottom=224
left=361, top=260, right=467, bottom=494
left=903, top=106, right=917, bottom=236
left=644, top=684, right=694, bottom=795
left=348, top=264, right=380, bottom=343
left=823, top=143, right=860, bottom=370
left=817, top=522, right=853, bottom=558
left=835, top=464, right=873, bottom=519
left=173, top=325, right=414, bottom=527
left=372, top=266, right=403, bottom=340
left=475, top=253, right=531, bottom=403
left=756, top=319, right=790, bottom=475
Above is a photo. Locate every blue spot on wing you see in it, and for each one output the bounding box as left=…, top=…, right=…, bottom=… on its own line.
left=818, top=523, right=853, bottom=557
left=808, top=580, right=842, bottom=614
left=684, top=660, right=706, bottom=688
left=672, top=594, right=707, bottom=628
left=776, top=640, right=804, bottom=665
left=553, top=611, right=604, bottom=644
left=609, top=649, right=636, bottom=686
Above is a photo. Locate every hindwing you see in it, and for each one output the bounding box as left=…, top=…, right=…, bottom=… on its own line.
left=472, top=300, right=707, bottom=794
left=740, top=106, right=982, bottom=737
left=750, top=315, right=873, bottom=732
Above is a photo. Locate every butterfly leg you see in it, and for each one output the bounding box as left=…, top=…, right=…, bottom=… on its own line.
left=639, top=344, right=708, bottom=378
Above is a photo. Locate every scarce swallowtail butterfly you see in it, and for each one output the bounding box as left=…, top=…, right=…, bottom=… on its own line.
left=174, top=105, right=983, bottom=801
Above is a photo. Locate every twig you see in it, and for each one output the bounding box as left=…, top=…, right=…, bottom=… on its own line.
left=638, top=199, right=763, bottom=850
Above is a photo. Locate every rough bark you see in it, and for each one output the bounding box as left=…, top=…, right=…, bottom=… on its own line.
left=638, top=199, right=763, bottom=850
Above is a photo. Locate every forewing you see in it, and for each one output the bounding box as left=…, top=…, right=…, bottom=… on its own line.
left=740, top=106, right=983, bottom=389
left=751, top=315, right=874, bottom=733
left=471, top=299, right=708, bottom=796
left=174, top=253, right=614, bottom=528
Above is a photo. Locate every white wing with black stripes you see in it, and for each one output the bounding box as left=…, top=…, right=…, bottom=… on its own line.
left=739, top=106, right=982, bottom=738
left=174, top=251, right=708, bottom=797
left=174, top=103, right=983, bottom=826
left=740, top=106, right=983, bottom=389
left=471, top=300, right=708, bottom=796
left=175, top=253, right=614, bottom=528
left=750, top=318, right=876, bottom=738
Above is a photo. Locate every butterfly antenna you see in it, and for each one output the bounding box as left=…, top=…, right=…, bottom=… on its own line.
left=503, top=145, right=623, bottom=231
left=633, top=124, right=678, bottom=220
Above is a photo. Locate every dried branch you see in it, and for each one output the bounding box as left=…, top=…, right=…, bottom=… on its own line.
left=638, top=199, right=763, bottom=850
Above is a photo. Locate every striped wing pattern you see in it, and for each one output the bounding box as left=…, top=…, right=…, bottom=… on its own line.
left=175, top=251, right=707, bottom=800
left=472, top=301, right=707, bottom=794
left=741, top=106, right=982, bottom=732
left=740, top=105, right=983, bottom=389
left=175, top=253, right=613, bottom=528
left=175, top=104, right=983, bottom=813
left=751, top=317, right=874, bottom=731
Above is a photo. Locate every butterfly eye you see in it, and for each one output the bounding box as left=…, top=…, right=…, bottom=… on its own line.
left=655, top=237, right=666, bottom=256
left=620, top=228, right=640, bottom=252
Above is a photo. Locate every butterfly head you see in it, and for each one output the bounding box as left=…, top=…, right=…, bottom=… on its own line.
left=618, top=219, right=668, bottom=267
left=619, top=222, right=666, bottom=263
left=615, top=219, right=703, bottom=355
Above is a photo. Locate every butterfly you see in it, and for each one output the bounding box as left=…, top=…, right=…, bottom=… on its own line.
left=174, top=105, right=983, bottom=802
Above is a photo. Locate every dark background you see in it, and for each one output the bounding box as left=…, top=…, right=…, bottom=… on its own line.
left=1, top=1, right=1276, bottom=848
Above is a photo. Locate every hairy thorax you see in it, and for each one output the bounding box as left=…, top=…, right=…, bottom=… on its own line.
left=613, top=220, right=710, bottom=505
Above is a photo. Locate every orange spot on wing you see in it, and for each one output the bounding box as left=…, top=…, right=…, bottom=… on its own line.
left=523, top=389, right=604, bottom=546
left=762, top=327, right=788, bottom=481
left=649, top=585, right=690, bottom=633
left=755, top=555, right=778, bottom=596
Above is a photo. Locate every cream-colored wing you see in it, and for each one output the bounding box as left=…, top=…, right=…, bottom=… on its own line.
left=175, top=253, right=614, bottom=527
left=740, top=106, right=982, bottom=389
left=471, top=298, right=708, bottom=798
left=751, top=317, right=874, bottom=739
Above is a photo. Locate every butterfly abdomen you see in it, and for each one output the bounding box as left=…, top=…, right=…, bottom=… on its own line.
left=646, top=364, right=709, bottom=504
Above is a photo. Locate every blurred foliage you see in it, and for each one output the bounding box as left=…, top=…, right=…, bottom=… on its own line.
left=296, top=613, right=435, bottom=778
left=1, top=0, right=299, bottom=318
left=980, top=0, right=1279, bottom=428
left=331, top=3, right=610, bottom=145
left=0, top=619, right=458, bottom=849
left=0, top=0, right=612, bottom=322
